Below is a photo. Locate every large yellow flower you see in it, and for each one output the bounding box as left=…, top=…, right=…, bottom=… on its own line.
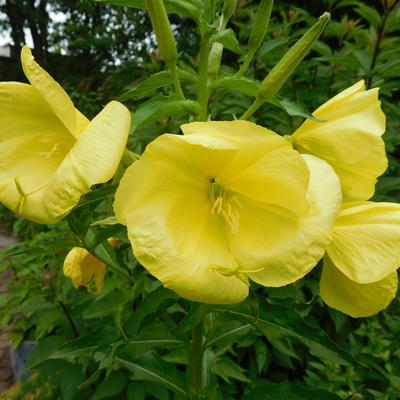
left=0, top=46, right=131, bottom=223
left=114, top=121, right=341, bottom=304
left=291, top=81, right=387, bottom=201
left=320, top=202, right=400, bottom=317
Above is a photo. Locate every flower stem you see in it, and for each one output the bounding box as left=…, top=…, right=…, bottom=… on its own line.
left=239, top=98, right=264, bottom=120
left=237, top=49, right=256, bottom=77
left=191, top=322, right=204, bottom=399
left=168, top=62, right=185, bottom=100
left=198, top=33, right=211, bottom=121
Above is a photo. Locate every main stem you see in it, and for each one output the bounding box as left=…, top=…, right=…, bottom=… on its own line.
left=191, top=322, right=204, bottom=399
left=198, top=33, right=211, bottom=121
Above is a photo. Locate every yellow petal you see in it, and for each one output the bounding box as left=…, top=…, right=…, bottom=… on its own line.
left=247, top=154, right=341, bottom=286
left=63, top=247, right=106, bottom=294
left=327, top=201, right=400, bottom=283
left=184, top=120, right=310, bottom=217
left=292, top=81, right=387, bottom=201
left=20, top=46, right=87, bottom=137
left=114, top=134, right=248, bottom=304
left=44, top=101, right=130, bottom=221
left=0, top=82, right=75, bottom=223
left=181, top=120, right=277, bottom=142
left=320, top=256, right=398, bottom=318
left=63, top=247, right=87, bottom=288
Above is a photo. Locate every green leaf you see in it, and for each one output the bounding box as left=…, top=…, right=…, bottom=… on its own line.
left=213, top=299, right=355, bottom=366
left=210, top=74, right=259, bottom=96
left=116, top=352, right=187, bottom=396
left=212, top=29, right=243, bottom=55
left=117, top=69, right=197, bottom=102
left=95, top=0, right=202, bottom=21
left=132, top=95, right=200, bottom=132
left=91, top=216, right=119, bottom=226
left=242, top=381, right=341, bottom=400
left=212, top=357, right=251, bottom=383
left=269, top=96, right=324, bottom=122
left=60, top=365, right=87, bottom=400
left=91, top=371, right=129, bottom=400
left=27, top=335, right=66, bottom=368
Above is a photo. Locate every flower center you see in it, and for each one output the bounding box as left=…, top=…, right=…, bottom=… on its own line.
left=208, top=179, right=243, bottom=235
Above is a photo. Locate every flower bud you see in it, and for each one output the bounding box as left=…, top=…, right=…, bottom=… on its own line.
left=248, top=0, right=273, bottom=54
left=257, top=12, right=330, bottom=101
left=146, top=0, right=178, bottom=65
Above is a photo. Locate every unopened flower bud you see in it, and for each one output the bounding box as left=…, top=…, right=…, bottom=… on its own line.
left=146, top=0, right=178, bottom=65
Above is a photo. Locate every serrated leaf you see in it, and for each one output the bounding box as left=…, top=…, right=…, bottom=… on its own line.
left=213, top=299, right=355, bottom=366
left=212, top=357, right=251, bottom=383
left=132, top=95, right=200, bottom=132
left=116, top=352, right=187, bottom=396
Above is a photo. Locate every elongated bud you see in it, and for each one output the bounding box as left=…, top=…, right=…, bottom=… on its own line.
left=248, top=0, right=273, bottom=53
left=222, top=0, right=237, bottom=25
left=258, top=12, right=330, bottom=101
left=146, top=0, right=178, bottom=65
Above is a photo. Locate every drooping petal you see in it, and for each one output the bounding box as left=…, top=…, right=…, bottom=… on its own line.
left=246, top=154, right=341, bottom=286
left=63, top=247, right=106, bottom=294
left=20, top=46, right=87, bottom=137
left=320, top=256, right=398, bottom=318
left=292, top=80, right=387, bottom=201
left=43, top=101, right=130, bottom=221
left=0, top=82, right=75, bottom=223
left=114, top=134, right=248, bottom=304
left=326, top=201, right=400, bottom=283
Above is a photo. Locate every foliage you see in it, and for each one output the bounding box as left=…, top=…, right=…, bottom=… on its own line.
left=0, top=0, right=400, bottom=399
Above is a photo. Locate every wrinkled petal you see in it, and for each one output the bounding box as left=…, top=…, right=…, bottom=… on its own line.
left=292, top=80, right=387, bottom=201
left=44, top=101, right=130, bottom=221
left=63, top=247, right=106, bottom=294
left=320, top=256, right=398, bottom=318
left=326, top=201, right=400, bottom=283
left=20, top=46, right=88, bottom=137
left=63, top=247, right=88, bottom=288
left=0, top=82, right=75, bottom=222
left=247, top=154, right=341, bottom=286
left=115, top=134, right=248, bottom=304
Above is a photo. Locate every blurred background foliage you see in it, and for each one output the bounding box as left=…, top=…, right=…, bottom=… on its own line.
left=1, top=0, right=400, bottom=399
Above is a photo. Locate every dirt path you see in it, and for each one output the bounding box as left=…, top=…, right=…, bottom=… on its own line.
left=0, top=229, right=16, bottom=392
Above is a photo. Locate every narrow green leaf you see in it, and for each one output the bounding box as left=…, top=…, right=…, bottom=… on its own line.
left=210, top=74, right=259, bottom=96
left=269, top=96, right=324, bottom=122
left=132, top=95, right=200, bottom=132
left=116, top=352, right=187, bottom=396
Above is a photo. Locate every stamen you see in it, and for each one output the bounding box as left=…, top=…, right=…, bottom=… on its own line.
left=209, top=264, right=264, bottom=285
left=209, top=179, right=243, bottom=234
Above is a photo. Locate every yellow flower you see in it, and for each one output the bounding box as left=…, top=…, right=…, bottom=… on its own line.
left=114, top=121, right=341, bottom=304
left=320, top=202, right=400, bottom=317
left=0, top=46, right=131, bottom=223
left=291, top=80, right=387, bottom=201
left=63, top=239, right=119, bottom=294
